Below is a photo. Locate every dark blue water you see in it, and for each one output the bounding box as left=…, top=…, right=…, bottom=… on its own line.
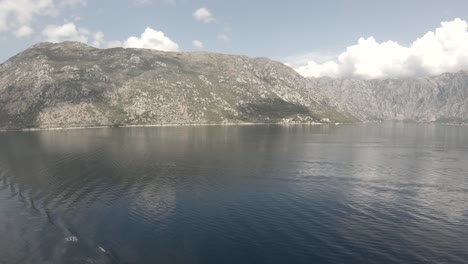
left=0, top=123, right=467, bottom=264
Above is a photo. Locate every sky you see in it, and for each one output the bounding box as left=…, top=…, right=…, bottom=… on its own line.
left=2, top=0, right=468, bottom=79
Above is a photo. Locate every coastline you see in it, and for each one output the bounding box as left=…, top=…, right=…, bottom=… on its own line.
left=0, top=121, right=340, bottom=133
left=2, top=121, right=465, bottom=133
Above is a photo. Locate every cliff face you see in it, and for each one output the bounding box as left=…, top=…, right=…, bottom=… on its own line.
left=0, top=42, right=355, bottom=129
left=311, top=73, right=468, bottom=123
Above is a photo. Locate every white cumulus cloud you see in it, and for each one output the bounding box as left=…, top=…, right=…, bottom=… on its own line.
left=120, top=27, right=179, bottom=51
left=0, top=0, right=86, bottom=38
left=42, top=22, right=89, bottom=43
left=193, top=7, right=214, bottom=23
left=40, top=25, right=179, bottom=52
left=0, top=0, right=56, bottom=34
left=293, top=18, right=468, bottom=79
left=192, top=40, right=204, bottom=48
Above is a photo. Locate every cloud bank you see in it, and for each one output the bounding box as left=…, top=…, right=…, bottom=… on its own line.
left=293, top=18, right=468, bottom=79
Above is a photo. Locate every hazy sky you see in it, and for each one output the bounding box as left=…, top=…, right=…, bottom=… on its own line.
left=2, top=0, right=468, bottom=78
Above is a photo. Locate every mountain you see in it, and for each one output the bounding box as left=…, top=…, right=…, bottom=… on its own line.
left=0, top=42, right=356, bottom=130
left=310, top=73, right=468, bottom=123
left=2, top=41, right=466, bottom=130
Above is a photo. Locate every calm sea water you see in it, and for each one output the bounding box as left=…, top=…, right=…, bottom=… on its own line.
left=0, top=123, right=467, bottom=264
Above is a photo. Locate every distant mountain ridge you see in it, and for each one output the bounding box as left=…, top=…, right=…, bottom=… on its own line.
left=1, top=41, right=467, bottom=130
left=0, top=42, right=355, bottom=130
left=310, top=73, right=468, bottom=123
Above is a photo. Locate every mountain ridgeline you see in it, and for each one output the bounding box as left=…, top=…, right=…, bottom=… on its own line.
left=0, top=42, right=355, bottom=129
left=0, top=41, right=467, bottom=130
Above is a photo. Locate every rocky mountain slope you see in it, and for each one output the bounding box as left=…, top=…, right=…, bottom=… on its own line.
left=0, top=42, right=355, bottom=130
left=311, top=73, right=468, bottom=123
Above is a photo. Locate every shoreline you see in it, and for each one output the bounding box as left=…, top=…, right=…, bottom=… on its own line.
left=1, top=121, right=466, bottom=133
left=0, top=122, right=339, bottom=132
